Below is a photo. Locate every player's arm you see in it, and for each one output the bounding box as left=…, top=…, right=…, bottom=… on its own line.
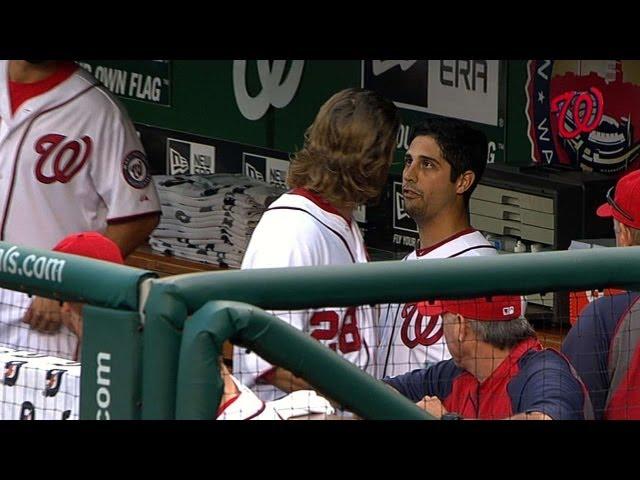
left=383, top=361, right=451, bottom=402
left=105, top=212, right=160, bottom=258
left=93, top=102, right=161, bottom=259
left=258, top=367, right=313, bottom=393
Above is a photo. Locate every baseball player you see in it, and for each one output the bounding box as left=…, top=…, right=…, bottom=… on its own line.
left=0, top=232, right=125, bottom=420
left=54, top=231, right=125, bottom=360
left=234, top=88, right=400, bottom=402
left=0, top=60, right=161, bottom=354
left=384, top=295, right=593, bottom=420
left=377, top=118, right=498, bottom=379
left=562, top=169, right=640, bottom=420
left=0, top=232, right=125, bottom=361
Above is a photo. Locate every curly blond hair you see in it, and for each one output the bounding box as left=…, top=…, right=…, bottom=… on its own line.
left=287, top=88, right=400, bottom=208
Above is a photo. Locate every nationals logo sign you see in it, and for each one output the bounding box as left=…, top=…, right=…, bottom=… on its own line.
left=34, top=134, right=93, bottom=184
left=526, top=60, right=640, bottom=174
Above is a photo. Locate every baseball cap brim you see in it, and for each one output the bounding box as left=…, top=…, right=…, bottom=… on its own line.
left=596, top=202, right=613, bottom=218
left=418, top=301, right=447, bottom=318
left=417, top=296, right=523, bottom=321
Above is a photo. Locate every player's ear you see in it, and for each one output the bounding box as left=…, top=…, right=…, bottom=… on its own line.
left=456, top=170, right=475, bottom=196
left=618, top=222, right=634, bottom=247
left=458, top=314, right=477, bottom=344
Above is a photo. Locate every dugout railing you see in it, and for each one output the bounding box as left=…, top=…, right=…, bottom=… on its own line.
left=143, top=246, right=640, bottom=420
left=0, top=241, right=156, bottom=420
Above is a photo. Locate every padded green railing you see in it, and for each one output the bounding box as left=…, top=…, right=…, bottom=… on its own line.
left=0, top=241, right=156, bottom=419
left=0, top=241, right=154, bottom=311
left=176, top=300, right=431, bottom=420
left=143, top=246, right=640, bottom=419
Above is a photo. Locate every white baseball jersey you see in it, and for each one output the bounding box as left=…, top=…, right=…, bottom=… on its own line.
left=217, top=374, right=281, bottom=420
left=0, top=61, right=161, bottom=250
left=217, top=374, right=334, bottom=420
left=0, top=61, right=160, bottom=356
left=0, top=346, right=81, bottom=420
left=233, top=188, right=377, bottom=402
left=377, top=229, right=497, bottom=378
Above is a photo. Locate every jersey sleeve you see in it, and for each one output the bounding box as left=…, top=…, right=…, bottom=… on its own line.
left=561, top=301, right=610, bottom=419
left=89, top=99, right=160, bottom=222
left=511, top=352, right=588, bottom=420
left=383, top=360, right=456, bottom=402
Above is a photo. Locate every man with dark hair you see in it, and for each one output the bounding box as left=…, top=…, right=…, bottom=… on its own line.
left=384, top=296, right=592, bottom=420
left=562, top=169, right=640, bottom=420
left=377, top=117, right=497, bottom=379
left=235, top=88, right=400, bottom=402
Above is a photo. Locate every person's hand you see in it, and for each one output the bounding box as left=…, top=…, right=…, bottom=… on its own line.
left=61, top=309, right=83, bottom=340
left=22, top=297, right=63, bottom=333
left=416, top=395, right=448, bottom=418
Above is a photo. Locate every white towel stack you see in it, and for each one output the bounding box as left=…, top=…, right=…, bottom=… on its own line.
left=150, top=174, right=284, bottom=268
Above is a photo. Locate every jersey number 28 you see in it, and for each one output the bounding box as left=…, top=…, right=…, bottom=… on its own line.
left=310, top=307, right=362, bottom=353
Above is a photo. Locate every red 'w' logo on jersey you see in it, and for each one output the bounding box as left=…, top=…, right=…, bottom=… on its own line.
left=34, top=134, right=93, bottom=184
left=400, top=302, right=443, bottom=349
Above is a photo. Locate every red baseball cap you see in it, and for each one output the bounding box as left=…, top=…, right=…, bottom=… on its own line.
left=52, top=232, right=124, bottom=264
left=417, top=295, right=524, bottom=322
left=596, top=169, right=640, bottom=229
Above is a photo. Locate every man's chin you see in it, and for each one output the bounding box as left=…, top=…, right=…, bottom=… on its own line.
left=404, top=205, right=424, bottom=223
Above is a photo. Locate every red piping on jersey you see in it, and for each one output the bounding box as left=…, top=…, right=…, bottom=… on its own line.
left=107, top=210, right=161, bottom=225
left=9, top=61, right=79, bottom=115
left=416, top=228, right=477, bottom=257
left=0, top=82, right=99, bottom=241
left=289, top=188, right=352, bottom=227
left=215, top=393, right=241, bottom=419
left=244, top=402, right=267, bottom=420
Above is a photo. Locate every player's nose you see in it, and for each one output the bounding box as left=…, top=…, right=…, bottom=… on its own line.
left=403, top=161, right=418, bottom=184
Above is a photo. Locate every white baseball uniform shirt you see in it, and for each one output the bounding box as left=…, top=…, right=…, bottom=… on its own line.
left=376, top=228, right=497, bottom=378
left=0, top=61, right=161, bottom=357
left=0, top=60, right=161, bottom=249
left=233, top=188, right=377, bottom=402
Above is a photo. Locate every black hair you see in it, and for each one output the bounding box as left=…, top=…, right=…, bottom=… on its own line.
left=409, top=117, right=488, bottom=205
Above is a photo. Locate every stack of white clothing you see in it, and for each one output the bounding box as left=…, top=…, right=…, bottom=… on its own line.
left=0, top=346, right=80, bottom=420
left=150, top=174, right=284, bottom=268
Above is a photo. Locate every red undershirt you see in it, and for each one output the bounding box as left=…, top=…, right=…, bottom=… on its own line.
left=8, top=61, right=78, bottom=115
